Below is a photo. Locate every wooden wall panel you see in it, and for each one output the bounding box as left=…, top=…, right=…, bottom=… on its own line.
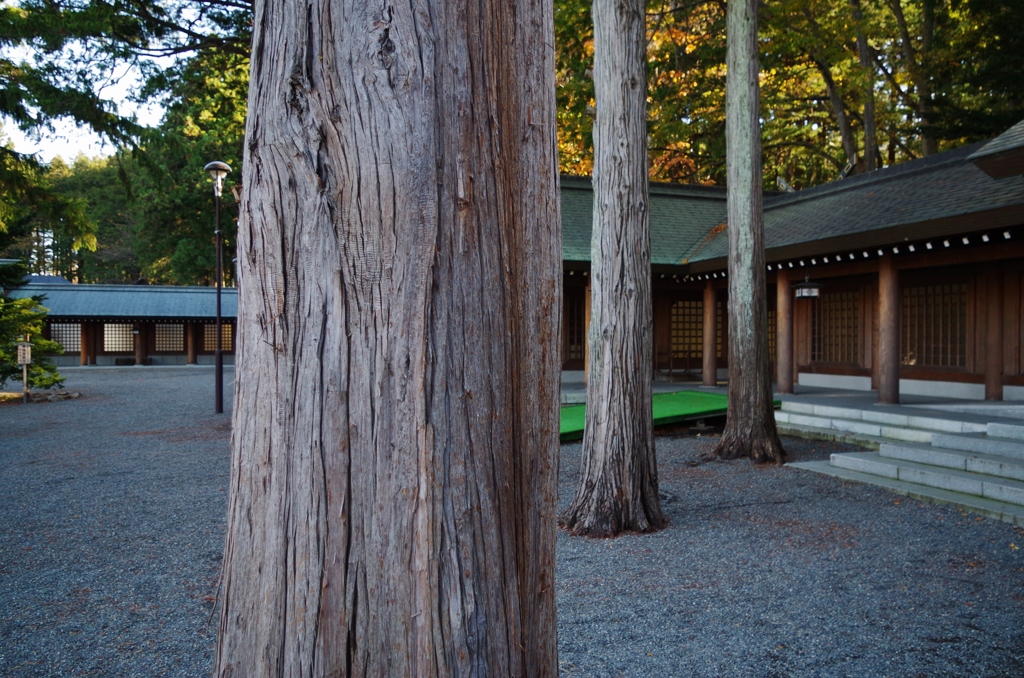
left=1005, top=269, right=1020, bottom=376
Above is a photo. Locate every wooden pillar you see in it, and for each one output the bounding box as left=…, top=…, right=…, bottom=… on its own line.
left=81, top=321, right=99, bottom=365
left=134, top=322, right=146, bottom=366
left=80, top=322, right=89, bottom=366
left=776, top=269, right=794, bottom=393
left=702, top=282, right=717, bottom=386
left=186, top=321, right=198, bottom=364
left=584, top=276, right=592, bottom=383
left=878, top=254, right=900, bottom=404
left=985, top=269, right=1004, bottom=400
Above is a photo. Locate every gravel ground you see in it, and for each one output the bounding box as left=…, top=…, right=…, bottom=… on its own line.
left=2, top=367, right=1023, bottom=676
left=1, top=367, right=231, bottom=677
left=557, top=432, right=1024, bottom=677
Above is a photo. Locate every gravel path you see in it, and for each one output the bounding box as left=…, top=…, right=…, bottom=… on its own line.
left=2, top=368, right=1023, bottom=676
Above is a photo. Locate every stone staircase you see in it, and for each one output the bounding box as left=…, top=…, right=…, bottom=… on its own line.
left=777, top=400, right=1024, bottom=526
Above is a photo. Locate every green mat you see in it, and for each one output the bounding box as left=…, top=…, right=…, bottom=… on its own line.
left=560, top=390, right=730, bottom=442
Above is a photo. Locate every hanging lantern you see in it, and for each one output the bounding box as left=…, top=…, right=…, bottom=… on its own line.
left=793, top=273, right=821, bottom=298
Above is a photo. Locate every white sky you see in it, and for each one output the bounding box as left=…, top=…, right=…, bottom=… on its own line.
left=3, top=45, right=169, bottom=164
left=5, top=91, right=165, bottom=164
left=6, top=120, right=112, bottom=163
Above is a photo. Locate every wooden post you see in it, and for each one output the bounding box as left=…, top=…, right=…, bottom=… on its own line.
left=91, top=322, right=99, bottom=365
left=584, top=276, right=592, bottom=384
left=776, top=269, right=794, bottom=393
left=186, top=321, right=197, bottom=365
left=878, top=254, right=900, bottom=404
left=652, top=294, right=671, bottom=375
left=703, top=281, right=717, bottom=386
left=80, top=322, right=89, bottom=366
left=985, top=269, right=1004, bottom=400
left=133, top=323, right=146, bottom=366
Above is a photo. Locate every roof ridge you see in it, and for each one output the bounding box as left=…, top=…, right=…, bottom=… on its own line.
left=765, top=142, right=986, bottom=210
left=560, top=174, right=728, bottom=198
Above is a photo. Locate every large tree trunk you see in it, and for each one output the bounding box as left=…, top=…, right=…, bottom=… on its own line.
left=213, top=0, right=562, bottom=675
left=714, top=0, right=786, bottom=464
left=560, top=0, right=665, bottom=537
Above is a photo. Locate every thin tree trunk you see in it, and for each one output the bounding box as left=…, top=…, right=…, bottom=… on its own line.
left=801, top=9, right=858, bottom=168
left=851, top=0, right=878, bottom=171
left=214, top=0, right=561, bottom=675
left=813, top=56, right=858, bottom=167
left=887, top=0, right=938, bottom=155
left=561, top=0, right=665, bottom=537
left=714, top=0, right=786, bottom=464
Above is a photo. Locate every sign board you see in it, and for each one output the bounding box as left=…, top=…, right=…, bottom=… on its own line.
left=17, top=342, right=31, bottom=365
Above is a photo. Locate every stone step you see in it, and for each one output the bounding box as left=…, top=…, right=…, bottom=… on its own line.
left=775, top=411, right=959, bottom=444
left=879, top=442, right=1024, bottom=483
left=930, top=432, right=1024, bottom=461
left=987, top=422, right=1024, bottom=442
left=777, top=401, right=987, bottom=434
left=828, top=452, right=1024, bottom=506
left=775, top=421, right=883, bottom=449
left=786, top=460, right=1024, bottom=526
left=775, top=411, right=885, bottom=436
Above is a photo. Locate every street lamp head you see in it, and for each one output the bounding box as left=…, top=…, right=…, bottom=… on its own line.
left=205, top=160, right=232, bottom=180
left=205, top=161, right=232, bottom=197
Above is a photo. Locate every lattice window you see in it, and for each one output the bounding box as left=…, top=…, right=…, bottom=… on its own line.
left=901, top=283, right=967, bottom=368
left=154, top=324, right=184, bottom=352
left=811, top=292, right=860, bottom=364
left=204, top=323, right=233, bottom=352
left=50, top=322, right=80, bottom=352
left=670, top=300, right=703, bottom=360
left=564, top=292, right=585, bottom=361
left=104, top=324, right=134, bottom=352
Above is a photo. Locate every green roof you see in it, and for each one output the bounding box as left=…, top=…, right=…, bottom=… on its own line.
left=686, top=142, right=1024, bottom=267
left=560, top=175, right=726, bottom=265
left=7, top=283, right=237, bottom=321
left=563, top=123, right=1024, bottom=271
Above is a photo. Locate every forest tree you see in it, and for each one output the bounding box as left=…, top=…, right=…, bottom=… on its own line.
left=714, top=0, right=787, bottom=463
left=561, top=0, right=666, bottom=537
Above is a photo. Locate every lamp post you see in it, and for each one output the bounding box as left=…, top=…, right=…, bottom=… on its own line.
left=205, top=161, right=232, bottom=414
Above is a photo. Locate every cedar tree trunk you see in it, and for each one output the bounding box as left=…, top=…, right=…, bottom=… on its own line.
left=714, top=0, right=786, bottom=464
left=214, top=0, right=562, bottom=675
left=560, top=0, right=666, bottom=537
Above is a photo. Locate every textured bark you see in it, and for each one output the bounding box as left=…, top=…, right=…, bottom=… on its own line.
left=714, top=0, right=786, bottom=465
left=214, top=0, right=561, bottom=675
left=561, top=0, right=665, bottom=538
